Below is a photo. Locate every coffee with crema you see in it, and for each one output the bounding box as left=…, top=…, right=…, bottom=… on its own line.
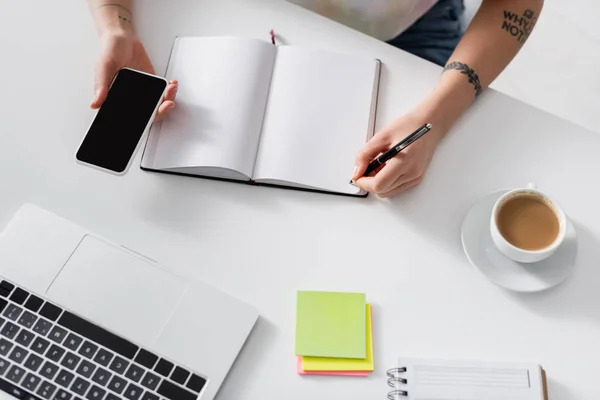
left=496, top=195, right=560, bottom=251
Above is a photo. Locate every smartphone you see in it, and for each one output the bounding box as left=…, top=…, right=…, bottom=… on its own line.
left=76, top=68, right=168, bottom=175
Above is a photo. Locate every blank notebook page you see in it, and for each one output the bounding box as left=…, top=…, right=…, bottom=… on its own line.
left=143, top=37, right=276, bottom=178
left=253, top=46, right=379, bottom=194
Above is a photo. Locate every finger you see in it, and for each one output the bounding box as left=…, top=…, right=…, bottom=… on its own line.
left=91, top=61, right=116, bottom=109
left=353, top=133, right=389, bottom=177
left=354, top=172, right=404, bottom=194
left=153, top=81, right=178, bottom=121
left=378, top=176, right=423, bottom=198
left=369, top=157, right=407, bottom=194
left=352, top=132, right=391, bottom=180
left=163, top=82, right=178, bottom=102
left=155, top=100, right=175, bottom=121
left=352, top=176, right=374, bottom=193
left=354, top=156, right=407, bottom=194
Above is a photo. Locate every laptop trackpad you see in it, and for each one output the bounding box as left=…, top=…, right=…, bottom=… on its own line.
left=47, top=235, right=186, bottom=348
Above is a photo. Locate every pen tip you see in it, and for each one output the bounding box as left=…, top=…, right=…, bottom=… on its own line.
left=426, top=123, right=432, bottom=129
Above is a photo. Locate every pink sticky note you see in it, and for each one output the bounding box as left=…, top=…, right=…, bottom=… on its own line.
left=296, top=357, right=369, bottom=377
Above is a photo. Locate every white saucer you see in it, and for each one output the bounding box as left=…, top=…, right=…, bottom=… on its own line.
left=461, top=190, right=578, bottom=293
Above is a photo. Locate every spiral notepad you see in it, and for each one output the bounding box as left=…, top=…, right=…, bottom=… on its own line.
left=386, top=358, right=548, bottom=400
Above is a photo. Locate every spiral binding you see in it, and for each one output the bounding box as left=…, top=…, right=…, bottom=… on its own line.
left=387, top=390, right=408, bottom=399
left=388, top=377, right=407, bottom=386
left=386, top=367, right=408, bottom=398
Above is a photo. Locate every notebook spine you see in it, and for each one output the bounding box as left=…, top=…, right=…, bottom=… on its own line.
left=386, top=367, right=408, bottom=399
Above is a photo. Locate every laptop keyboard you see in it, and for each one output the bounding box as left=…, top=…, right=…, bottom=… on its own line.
left=0, top=280, right=206, bottom=400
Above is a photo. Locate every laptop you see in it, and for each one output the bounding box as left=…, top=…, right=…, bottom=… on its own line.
left=0, top=204, right=258, bottom=400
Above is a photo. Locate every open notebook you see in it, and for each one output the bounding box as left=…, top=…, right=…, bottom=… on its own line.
left=141, top=37, right=381, bottom=197
left=386, top=358, right=548, bottom=400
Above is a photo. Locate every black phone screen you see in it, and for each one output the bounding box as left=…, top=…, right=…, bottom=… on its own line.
left=76, top=69, right=167, bottom=173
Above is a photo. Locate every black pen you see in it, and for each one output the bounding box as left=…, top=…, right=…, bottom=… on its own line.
left=358, top=123, right=432, bottom=179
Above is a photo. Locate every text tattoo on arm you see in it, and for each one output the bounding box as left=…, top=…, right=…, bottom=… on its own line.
left=502, top=9, right=538, bottom=44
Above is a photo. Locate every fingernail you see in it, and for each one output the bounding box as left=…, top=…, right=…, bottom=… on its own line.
left=352, top=165, right=358, bottom=177
left=168, top=103, right=175, bottom=109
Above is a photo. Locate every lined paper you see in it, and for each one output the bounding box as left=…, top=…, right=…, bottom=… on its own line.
left=415, top=365, right=530, bottom=388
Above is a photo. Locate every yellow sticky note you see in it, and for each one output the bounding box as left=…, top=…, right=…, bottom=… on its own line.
left=302, top=305, right=374, bottom=372
left=295, top=291, right=366, bottom=358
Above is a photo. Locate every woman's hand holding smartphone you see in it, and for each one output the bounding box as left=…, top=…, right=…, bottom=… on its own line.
left=79, top=3, right=178, bottom=175
left=76, top=68, right=169, bottom=175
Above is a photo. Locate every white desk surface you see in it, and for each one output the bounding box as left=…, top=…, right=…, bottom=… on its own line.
left=489, top=0, right=600, bottom=135
left=1, top=1, right=599, bottom=399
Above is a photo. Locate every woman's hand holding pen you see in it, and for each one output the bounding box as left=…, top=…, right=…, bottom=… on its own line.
left=351, top=110, right=444, bottom=198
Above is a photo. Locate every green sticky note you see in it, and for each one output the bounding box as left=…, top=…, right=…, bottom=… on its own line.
left=295, top=291, right=366, bottom=359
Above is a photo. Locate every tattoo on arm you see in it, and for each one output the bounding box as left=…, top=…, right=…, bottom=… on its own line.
left=501, top=9, right=538, bottom=44
left=118, top=15, right=132, bottom=24
left=443, top=61, right=482, bottom=98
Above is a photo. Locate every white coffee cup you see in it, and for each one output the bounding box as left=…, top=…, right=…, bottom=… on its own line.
left=490, top=183, right=567, bottom=263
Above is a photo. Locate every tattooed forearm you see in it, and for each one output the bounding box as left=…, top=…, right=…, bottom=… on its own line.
left=443, top=61, right=482, bottom=98
left=501, top=9, right=538, bottom=44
